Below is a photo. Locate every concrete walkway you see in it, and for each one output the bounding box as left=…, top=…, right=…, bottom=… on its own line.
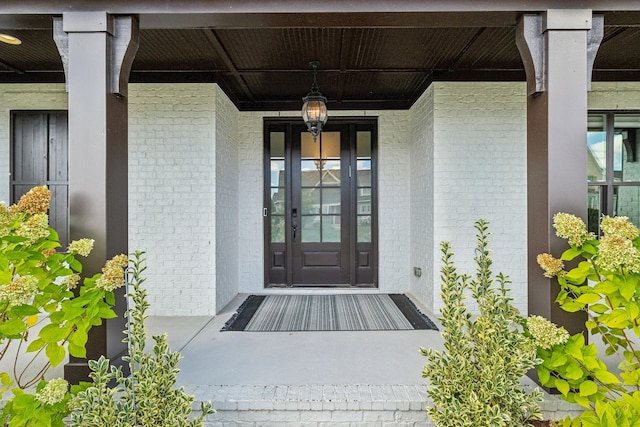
left=146, top=293, right=582, bottom=426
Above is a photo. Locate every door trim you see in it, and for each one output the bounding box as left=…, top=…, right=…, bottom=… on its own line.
left=263, top=117, right=378, bottom=288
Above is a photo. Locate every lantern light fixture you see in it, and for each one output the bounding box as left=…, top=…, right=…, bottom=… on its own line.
left=301, top=61, right=328, bottom=142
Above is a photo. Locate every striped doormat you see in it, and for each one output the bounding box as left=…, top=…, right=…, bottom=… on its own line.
left=222, top=294, right=437, bottom=332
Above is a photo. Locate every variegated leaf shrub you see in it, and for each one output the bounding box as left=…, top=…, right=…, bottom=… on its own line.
left=421, top=219, right=543, bottom=427
left=69, top=251, right=215, bottom=427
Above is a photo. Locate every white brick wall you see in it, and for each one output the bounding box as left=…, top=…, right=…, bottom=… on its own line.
left=409, top=87, right=435, bottom=309
left=430, top=82, right=528, bottom=314
left=214, top=87, right=240, bottom=312
left=128, top=83, right=217, bottom=316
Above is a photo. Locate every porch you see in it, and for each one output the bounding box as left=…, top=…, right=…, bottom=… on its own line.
left=148, top=293, right=582, bottom=426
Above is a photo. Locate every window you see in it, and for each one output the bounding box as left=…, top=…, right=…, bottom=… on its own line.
left=587, top=113, right=640, bottom=234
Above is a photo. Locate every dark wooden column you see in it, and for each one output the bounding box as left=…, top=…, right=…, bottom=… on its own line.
left=517, top=11, right=603, bottom=335
left=53, top=12, right=139, bottom=383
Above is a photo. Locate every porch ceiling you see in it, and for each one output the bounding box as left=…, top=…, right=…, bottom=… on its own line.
left=1, top=10, right=640, bottom=111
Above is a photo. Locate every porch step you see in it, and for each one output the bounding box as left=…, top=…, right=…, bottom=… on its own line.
left=187, top=384, right=583, bottom=427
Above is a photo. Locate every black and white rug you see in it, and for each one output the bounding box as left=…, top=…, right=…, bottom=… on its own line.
left=222, top=294, right=438, bottom=332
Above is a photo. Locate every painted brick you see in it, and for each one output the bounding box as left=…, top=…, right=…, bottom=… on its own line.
left=3, top=82, right=640, bottom=319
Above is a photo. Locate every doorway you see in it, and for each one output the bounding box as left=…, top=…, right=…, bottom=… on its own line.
left=264, top=118, right=377, bottom=287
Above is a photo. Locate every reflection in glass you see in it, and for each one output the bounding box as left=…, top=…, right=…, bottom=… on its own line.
left=357, top=131, right=372, bottom=158
left=357, top=160, right=371, bottom=187
left=270, top=188, right=285, bottom=214
left=321, top=132, right=341, bottom=159
left=322, top=216, right=341, bottom=242
left=322, top=188, right=341, bottom=214
left=301, top=188, right=320, bottom=214
left=302, top=216, right=321, bottom=242
left=587, top=185, right=601, bottom=235
left=301, top=132, right=320, bottom=158
left=271, top=216, right=285, bottom=243
left=301, top=161, right=320, bottom=186
left=321, top=161, right=341, bottom=186
left=270, top=160, right=285, bottom=186
left=614, top=186, right=640, bottom=228
left=357, top=216, right=371, bottom=243
left=270, top=132, right=285, bottom=157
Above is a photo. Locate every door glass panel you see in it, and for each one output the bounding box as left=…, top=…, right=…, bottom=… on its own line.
left=322, top=188, right=341, bottom=214
left=321, top=161, right=341, bottom=186
left=357, top=131, right=371, bottom=158
left=301, top=161, right=320, bottom=186
left=301, top=133, right=320, bottom=158
left=301, top=188, right=320, bottom=214
left=302, top=216, right=321, bottom=242
left=271, top=188, right=285, bottom=214
left=270, top=132, right=285, bottom=157
left=357, top=160, right=371, bottom=186
left=357, top=216, right=371, bottom=243
left=321, top=132, right=341, bottom=159
left=271, top=216, right=285, bottom=243
left=322, top=216, right=341, bottom=242
left=270, top=160, right=285, bottom=186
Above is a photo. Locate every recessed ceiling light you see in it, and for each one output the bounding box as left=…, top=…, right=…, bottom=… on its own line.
left=0, top=33, right=21, bottom=45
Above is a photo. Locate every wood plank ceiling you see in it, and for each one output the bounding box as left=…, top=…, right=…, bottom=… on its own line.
left=0, top=12, right=639, bottom=111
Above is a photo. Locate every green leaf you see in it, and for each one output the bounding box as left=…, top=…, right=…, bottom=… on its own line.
left=579, top=380, right=598, bottom=396
left=594, top=369, right=620, bottom=384
left=25, top=338, right=46, bottom=353
left=561, top=247, right=583, bottom=261
left=538, top=366, right=551, bottom=384
left=560, top=301, right=585, bottom=312
left=68, top=342, right=86, bottom=358
left=620, top=279, right=636, bottom=301
left=589, top=304, right=609, bottom=314
left=6, top=304, right=40, bottom=318
left=593, top=280, right=618, bottom=295
left=0, top=318, right=26, bottom=337
left=45, top=342, right=65, bottom=367
left=39, top=324, right=69, bottom=343
left=556, top=378, right=570, bottom=396
left=576, top=293, right=601, bottom=304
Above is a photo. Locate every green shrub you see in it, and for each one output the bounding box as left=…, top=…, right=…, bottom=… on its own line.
left=535, top=213, right=640, bottom=426
left=69, top=251, right=214, bottom=427
left=421, top=219, right=543, bottom=427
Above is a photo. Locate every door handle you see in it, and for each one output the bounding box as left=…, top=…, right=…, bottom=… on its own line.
left=292, top=208, right=298, bottom=241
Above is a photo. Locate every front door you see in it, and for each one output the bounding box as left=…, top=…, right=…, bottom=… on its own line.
left=264, top=118, right=377, bottom=287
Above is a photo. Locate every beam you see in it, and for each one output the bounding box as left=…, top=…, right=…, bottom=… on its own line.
left=6, top=1, right=640, bottom=15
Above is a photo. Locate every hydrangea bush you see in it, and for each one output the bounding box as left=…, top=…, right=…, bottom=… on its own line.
left=421, top=219, right=543, bottom=427
left=535, top=213, right=640, bottom=426
left=0, top=186, right=127, bottom=427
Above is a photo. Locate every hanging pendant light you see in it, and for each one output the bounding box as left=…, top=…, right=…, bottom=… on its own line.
left=302, top=61, right=328, bottom=142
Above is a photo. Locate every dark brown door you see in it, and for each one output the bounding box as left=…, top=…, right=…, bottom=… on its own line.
left=264, top=119, right=377, bottom=287
left=11, top=111, right=69, bottom=246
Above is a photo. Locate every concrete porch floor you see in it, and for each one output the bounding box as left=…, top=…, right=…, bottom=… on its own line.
left=145, top=293, right=582, bottom=426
